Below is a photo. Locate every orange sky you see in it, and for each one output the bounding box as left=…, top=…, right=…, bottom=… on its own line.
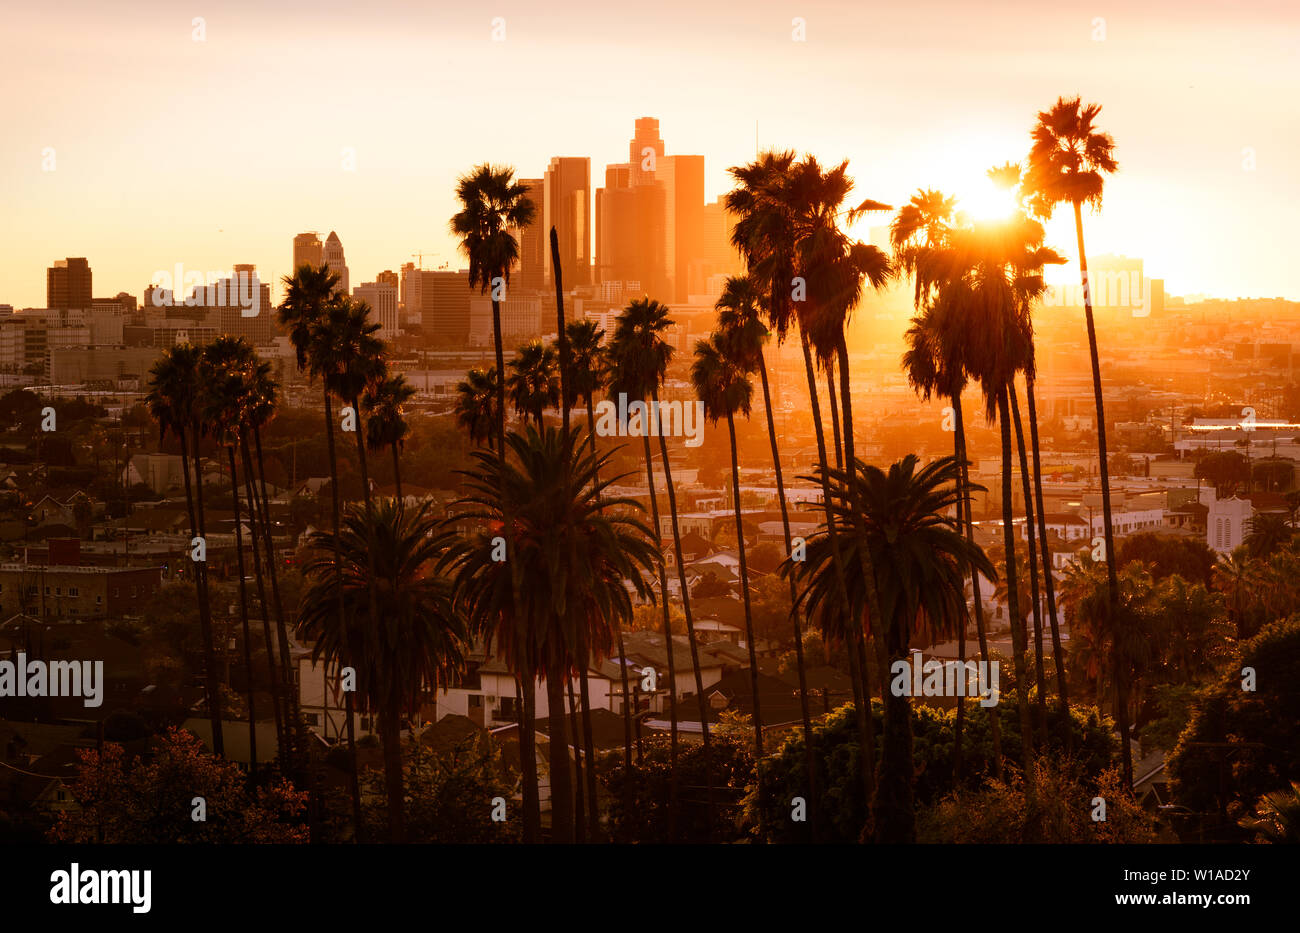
left=2, top=0, right=1297, bottom=309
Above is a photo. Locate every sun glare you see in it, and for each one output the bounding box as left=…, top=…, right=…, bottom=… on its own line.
left=958, top=177, right=1019, bottom=222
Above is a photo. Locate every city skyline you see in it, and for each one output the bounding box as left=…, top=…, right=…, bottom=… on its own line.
left=2, top=1, right=1297, bottom=310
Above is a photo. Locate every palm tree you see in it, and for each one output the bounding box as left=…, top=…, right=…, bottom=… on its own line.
left=298, top=498, right=468, bottom=843
left=1241, top=782, right=1300, bottom=843
left=562, top=319, right=634, bottom=796
left=507, top=340, right=560, bottom=429
left=198, top=337, right=272, bottom=774
left=691, top=332, right=763, bottom=760
left=278, top=263, right=363, bottom=838
left=446, top=426, right=659, bottom=843
left=608, top=296, right=716, bottom=835
left=450, top=164, right=540, bottom=839
left=791, top=454, right=993, bottom=842
left=454, top=367, right=501, bottom=451
left=364, top=373, right=416, bottom=503
left=145, top=345, right=223, bottom=755
left=1023, top=95, right=1130, bottom=789
left=714, top=273, right=819, bottom=826
left=726, top=152, right=878, bottom=814
left=1245, top=512, right=1294, bottom=559
left=990, top=162, right=1072, bottom=746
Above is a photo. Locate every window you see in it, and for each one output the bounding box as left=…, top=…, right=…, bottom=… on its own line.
left=305, top=713, right=320, bottom=726
left=55, top=586, right=62, bottom=596
left=113, top=588, right=119, bottom=598
left=96, top=595, right=102, bottom=604
left=469, top=694, right=483, bottom=708
left=68, top=586, right=78, bottom=597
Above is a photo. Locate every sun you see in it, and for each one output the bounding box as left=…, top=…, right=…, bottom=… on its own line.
left=957, top=176, right=1019, bottom=222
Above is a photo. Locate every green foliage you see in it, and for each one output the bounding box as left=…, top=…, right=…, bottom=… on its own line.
left=1118, top=532, right=1215, bottom=585
left=361, top=737, right=520, bottom=844
left=916, top=758, right=1156, bottom=843
left=1168, top=616, right=1300, bottom=824
left=743, top=696, right=1116, bottom=843
left=49, top=727, right=307, bottom=843
left=602, top=733, right=754, bottom=843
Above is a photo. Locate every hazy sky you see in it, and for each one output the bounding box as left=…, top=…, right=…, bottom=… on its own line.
left=2, top=0, right=1297, bottom=309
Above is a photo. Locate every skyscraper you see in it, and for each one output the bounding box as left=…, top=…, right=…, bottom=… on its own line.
left=323, top=231, right=349, bottom=295
left=46, top=258, right=92, bottom=310
left=543, top=157, right=591, bottom=288
left=515, top=177, right=546, bottom=294
left=293, top=232, right=323, bottom=271
left=595, top=118, right=721, bottom=303
left=354, top=280, right=399, bottom=339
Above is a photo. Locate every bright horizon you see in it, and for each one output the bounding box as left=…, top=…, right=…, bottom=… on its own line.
left=2, top=0, right=1297, bottom=309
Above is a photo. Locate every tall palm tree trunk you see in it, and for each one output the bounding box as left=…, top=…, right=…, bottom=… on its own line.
left=591, top=398, right=635, bottom=782
left=997, top=389, right=1035, bottom=791
left=1074, top=201, right=1131, bottom=790
left=954, top=396, right=1001, bottom=777
left=727, top=412, right=762, bottom=759
left=651, top=387, right=715, bottom=837
left=227, top=446, right=257, bottom=777
left=799, top=335, right=875, bottom=808
left=545, top=650, right=574, bottom=843
left=1010, top=385, right=1050, bottom=745
left=757, top=350, right=817, bottom=835
left=1025, top=375, right=1070, bottom=747
left=253, top=426, right=300, bottom=757
left=951, top=411, right=965, bottom=781
left=322, top=392, right=364, bottom=842
left=190, top=427, right=229, bottom=701
left=240, top=438, right=284, bottom=758
left=349, top=394, right=402, bottom=844
left=640, top=431, right=680, bottom=839
left=566, top=675, right=585, bottom=843
left=826, top=356, right=843, bottom=470
left=490, top=294, right=540, bottom=840
left=179, top=427, right=224, bottom=756
left=835, top=337, right=907, bottom=842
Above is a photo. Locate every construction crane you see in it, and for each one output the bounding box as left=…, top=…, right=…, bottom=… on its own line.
left=410, top=250, right=439, bottom=270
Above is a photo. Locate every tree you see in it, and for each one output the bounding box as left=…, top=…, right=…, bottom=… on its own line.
left=789, top=454, right=993, bottom=842
left=1024, top=95, right=1131, bottom=789
left=691, top=332, right=763, bottom=760
left=454, top=367, right=501, bottom=451
left=506, top=339, right=560, bottom=429
left=446, top=426, right=659, bottom=844
left=298, top=498, right=468, bottom=843
left=364, top=373, right=416, bottom=501
left=449, top=164, right=540, bottom=839
left=609, top=295, right=715, bottom=835
left=49, top=728, right=307, bottom=844
left=1245, top=512, right=1294, bottom=560
left=145, top=345, right=223, bottom=755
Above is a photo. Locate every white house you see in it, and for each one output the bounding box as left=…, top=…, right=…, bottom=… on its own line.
left=1208, top=494, right=1252, bottom=553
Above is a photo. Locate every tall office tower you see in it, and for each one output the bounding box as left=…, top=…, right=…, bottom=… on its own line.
left=515, top=177, right=546, bottom=293
left=376, top=269, right=399, bottom=290
left=596, top=162, right=668, bottom=301
left=323, top=232, right=349, bottom=295
left=400, top=262, right=419, bottom=313
left=354, top=280, right=399, bottom=338
left=421, top=270, right=473, bottom=346
left=190, top=267, right=276, bottom=345
left=293, top=232, right=324, bottom=271
left=543, top=157, right=591, bottom=288
left=690, top=197, right=743, bottom=298
left=47, top=258, right=93, bottom=310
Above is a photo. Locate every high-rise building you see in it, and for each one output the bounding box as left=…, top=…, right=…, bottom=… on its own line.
left=420, top=270, right=474, bottom=346
left=323, top=232, right=349, bottom=295
left=543, top=158, right=591, bottom=288
left=515, top=177, right=546, bottom=293
left=596, top=119, right=729, bottom=303
left=354, top=280, right=399, bottom=339
left=293, top=232, right=323, bottom=272
left=47, top=258, right=92, bottom=310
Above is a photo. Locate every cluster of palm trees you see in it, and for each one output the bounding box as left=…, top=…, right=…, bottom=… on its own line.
left=144, top=96, right=1134, bottom=845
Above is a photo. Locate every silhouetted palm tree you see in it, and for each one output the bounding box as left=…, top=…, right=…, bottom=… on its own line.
left=1023, top=95, right=1130, bottom=789
left=507, top=339, right=560, bottom=429
left=608, top=296, right=716, bottom=836
left=446, top=427, right=658, bottom=844
left=691, top=332, right=762, bottom=758
left=791, top=455, right=993, bottom=843
left=454, top=367, right=501, bottom=451
left=145, top=345, right=223, bottom=755
left=364, top=373, right=416, bottom=502
left=298, top=498, right=468, bottom=843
